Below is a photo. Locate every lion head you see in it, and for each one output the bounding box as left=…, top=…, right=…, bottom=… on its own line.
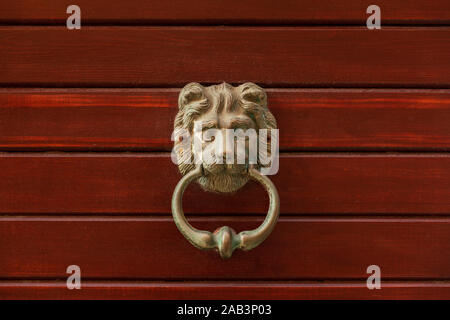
left=173, top=82, right=277, bottom=193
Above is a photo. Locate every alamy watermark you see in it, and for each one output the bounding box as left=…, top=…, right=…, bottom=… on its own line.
left=66, top=265, right=81, bottom=289
left=66, top=5, right=81, bottom=30
left=366, top=5, right=381, bottom=30
left=171, top=121, right=279, bottom=175
left=366, top=265, right=381, bottom=289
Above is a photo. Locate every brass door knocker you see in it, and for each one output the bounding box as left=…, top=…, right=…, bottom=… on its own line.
left=171, top=82, right=280, bottom=259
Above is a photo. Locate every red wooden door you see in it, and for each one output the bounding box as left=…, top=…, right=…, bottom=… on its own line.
left=0, top=1, right=449, bottom=299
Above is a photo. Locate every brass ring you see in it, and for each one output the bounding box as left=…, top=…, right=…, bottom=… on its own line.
left=171, top=165, right=280, bottom=259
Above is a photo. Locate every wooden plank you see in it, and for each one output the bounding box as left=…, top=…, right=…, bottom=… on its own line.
left=0, top=1, right=448, bottom=25
left=1, top=27, right=449, bottom=87
left=1, top=281, right=449, bottom=300
left=0, top=217, right=449, bottom=279
left=0, top=153, right=449, bottom=214
left=1, top=89, right=450, bottom=151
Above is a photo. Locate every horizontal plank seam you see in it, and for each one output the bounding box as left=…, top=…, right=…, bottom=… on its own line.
left=1, top=22, right=450, bottom=27
left=2, top=213, right=450, bottom=218
left=2, top=149, right=450, bottom=153
left=1, top=26, right=450, bottom=30
left=1, top=280, right=449, bottom=286
left=1, top=215, right=449, bottom=222
left=2, top=152, right=450, bottom=157
left=1, top=88, right=449, bottom=93
left=2, top=84, right=450, bottom=89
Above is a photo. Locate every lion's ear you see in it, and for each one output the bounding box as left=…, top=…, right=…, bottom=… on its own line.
left=178, top=82, right=205, bottom=110
left=238, top=82, right=267, bottom=107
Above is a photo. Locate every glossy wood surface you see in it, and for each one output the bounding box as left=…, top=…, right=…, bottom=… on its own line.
left=1, top=217, right=448, bottom=280
left=1, top=89, right=449, bottom=151
left=1, top=281, right=449, bottom=300
left=0, top=154, right=449, bottom=214
left=1, top=2, right=449, bottom=300
left=0, top=1, right=448, bottom=25
left=1, top=27, right=449, bottom=87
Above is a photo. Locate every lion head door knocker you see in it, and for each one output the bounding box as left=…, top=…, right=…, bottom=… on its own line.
left=171, top=82, right=280, bottom=259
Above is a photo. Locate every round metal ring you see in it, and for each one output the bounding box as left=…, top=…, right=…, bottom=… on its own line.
left=171, top=165, right=280, bottom=259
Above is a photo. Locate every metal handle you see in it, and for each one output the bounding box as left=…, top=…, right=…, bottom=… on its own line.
left=172, top=165, right=280, bottom=259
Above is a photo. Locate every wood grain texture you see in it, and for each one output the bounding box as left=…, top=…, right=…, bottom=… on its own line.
left=0, top=153, right=449, bottom=214
left=1, top=217, right=449, bottom=280
left=1, top=281, right=449, bottom=300
left=0, top=1, right=448, bottom=25
left=1, top=27, right=449, bottom=87
left=1, top=1, right=448, bottom=302
left=1, top=89, right=450, bottom=151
